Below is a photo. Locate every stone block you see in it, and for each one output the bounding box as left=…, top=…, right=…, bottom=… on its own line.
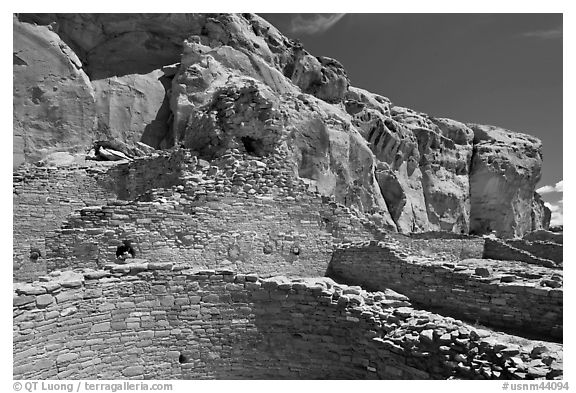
left=151, top=285, right=167, bottom=294
left=56, top=353, right=79, bottom=364
left=36, top=294, right=54, bottom=308
left=122, top=365, right=144, bottom=377
left=111, top=322, right=127, bottom=330
left=189, top=296, right=202, bottom=304
left=148, top=262, right=173, bottom=270
left=84, top=288, right=103, bottom=299
left=36, top=358, right=55, bottom=370
left=56, top=291, right=82, bottom=304
left=13, top=296, right=35, bottom=307
left=91, top=322, right=111, bottom=333
left=118, top=301, right=136, bottom=309
left=159, top=296, right=175, bottom=307
left=202, top=294, right=219, bottom=303
left=17, top=284, right=47, bottom=295
left=419, top=329, right=434, bottom=344
left=245, top=274, right=259, bottom=282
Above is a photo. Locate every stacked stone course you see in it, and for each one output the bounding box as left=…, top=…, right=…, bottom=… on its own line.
left=503, top=239, right=562, bottom=265
left=103, top=150, right=187, bottom=200
left=13, top=165, right=117, bottom=281
left=44, top=150, right=386, bottom=278
left=397, top=233, right=485, bottom=261
left=13, top=263, right=562, bottom=380
left=13, top=147, right=564, bottom=379
left=483, top=238, right=559, bottom=268
left=328, top=242, right=562, bottom=340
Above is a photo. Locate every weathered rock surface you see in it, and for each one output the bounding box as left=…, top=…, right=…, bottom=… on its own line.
left=532, top=192, right=552, bottom=231
left=469, top=124, right=545, bottom=237
left=18, top=13, right=206, bottom=79
left=171, top=38, right=393, bottom=223
left=13, top=16, right=96, bottom=168
left=291, top=51, right=349, bottom=103
left=13, top=13, right=550, bottom=235
left=92, top=71, right=171, bottom=148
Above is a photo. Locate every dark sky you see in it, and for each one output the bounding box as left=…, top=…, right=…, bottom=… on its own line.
left=260, top=13, right=563, bottom=224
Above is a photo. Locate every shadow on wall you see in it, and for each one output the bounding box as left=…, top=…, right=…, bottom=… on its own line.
left=140, top=74, right=175, bottom=149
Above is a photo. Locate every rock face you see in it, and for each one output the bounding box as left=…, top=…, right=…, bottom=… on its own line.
left=13, top=16, right=96, bottom=167
left=468, top=124, right=545, bottom=237
left=13, top=13, right=550, bottom=236
left=92, top=71, right=171, bottom=148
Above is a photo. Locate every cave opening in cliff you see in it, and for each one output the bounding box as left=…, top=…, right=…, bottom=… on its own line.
left=241, top=136, right=266, bottom=157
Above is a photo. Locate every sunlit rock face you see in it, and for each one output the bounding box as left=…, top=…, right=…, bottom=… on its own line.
left=468, top=124, right=546, bottom=237
left=13, top=13, right=550, bottom=235
left=13, top=16, right=96, bottom=168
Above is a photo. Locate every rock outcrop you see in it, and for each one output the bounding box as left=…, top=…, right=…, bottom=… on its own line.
left=468, top=124, right=545, bottom=237
left=13, top=13, right=550, bottom=236
left=13, top=16, right=96, bottom=167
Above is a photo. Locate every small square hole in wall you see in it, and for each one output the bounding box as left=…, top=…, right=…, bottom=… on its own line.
left=179, top=353, right=189, bottom=364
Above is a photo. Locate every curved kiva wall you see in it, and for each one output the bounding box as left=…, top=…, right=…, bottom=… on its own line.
left=328, top=242, right=563, bottom=340
left=13, top=263, right=562, bottom=379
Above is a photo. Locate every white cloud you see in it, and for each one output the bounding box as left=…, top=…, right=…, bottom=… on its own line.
left=544, top=201, right=563, bottom=226
left=536, top=180, right=563, bottom=195
left=289, top=14, right=346, bottom=35
left=544, top=202, right=559, bottom=212
left=522, top=28, right=562, bottom=40
left=550, top=210, right=563, bottom=226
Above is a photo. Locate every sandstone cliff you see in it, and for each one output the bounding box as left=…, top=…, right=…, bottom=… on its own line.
left=13, top=13, right=550, bottom=237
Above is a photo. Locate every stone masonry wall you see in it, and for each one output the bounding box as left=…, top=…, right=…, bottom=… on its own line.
left=45, top=191, right=379, bottom=278
left=394, top=234, right=485, bottom=261
left=14, top=148, right=390, bottom=283
left=483, top=238, right=558, bottom=268
left=409, top=232, right=479, bottom=240
left=43, top=149, right=387, bottom=278
left=14, top=150, right=202, bottom=282
left=102, top=150, right=187, bottom=200
left=13, top=263, right=562, bottom=380
left=328, top=242, right=562, bottom=340
left=13, top=165, right=117, bottom=281
left=505, top=239, right=563, bottom=265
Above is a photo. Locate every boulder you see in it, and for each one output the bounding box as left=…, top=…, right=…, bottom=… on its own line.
left=92, top=71, right=172, bottom=149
